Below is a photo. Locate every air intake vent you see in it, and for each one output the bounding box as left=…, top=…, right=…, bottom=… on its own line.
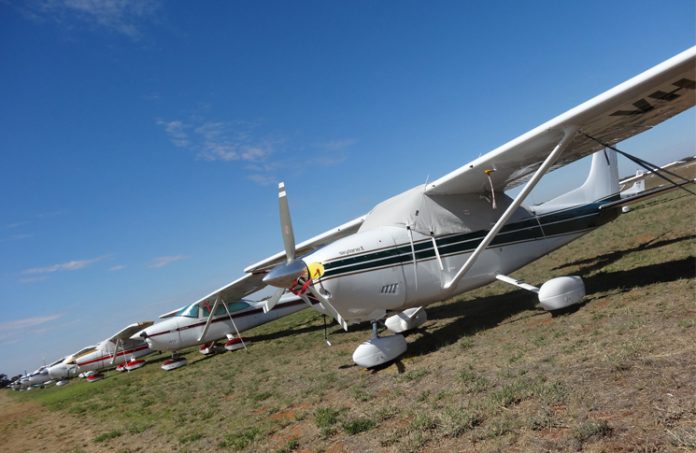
left=380, top=283, right=399, bottom=294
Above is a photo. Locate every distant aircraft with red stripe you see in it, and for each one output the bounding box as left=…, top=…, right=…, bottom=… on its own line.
left=47, top=321, right=154, bottom=380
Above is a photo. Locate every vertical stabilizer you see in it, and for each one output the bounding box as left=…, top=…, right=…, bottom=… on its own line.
left=535, top=149, right=619, bottom=212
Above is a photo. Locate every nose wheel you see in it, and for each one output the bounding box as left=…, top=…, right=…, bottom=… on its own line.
left=352, top=321, right=407, bottom=368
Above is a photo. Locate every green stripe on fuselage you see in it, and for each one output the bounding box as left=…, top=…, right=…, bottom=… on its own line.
left=321, top=201, right=618, bottom=278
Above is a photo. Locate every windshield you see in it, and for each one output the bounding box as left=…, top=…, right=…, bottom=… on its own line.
left=176, top=304, right=200, bottom=318
left=176, top=299, right=253, bottom=318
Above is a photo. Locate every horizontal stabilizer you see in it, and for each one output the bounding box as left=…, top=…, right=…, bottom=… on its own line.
left=600, top=179, right=695, bottom=210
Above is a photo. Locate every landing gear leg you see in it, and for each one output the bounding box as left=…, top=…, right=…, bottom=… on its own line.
left=352, top=321, right=407, bottom=368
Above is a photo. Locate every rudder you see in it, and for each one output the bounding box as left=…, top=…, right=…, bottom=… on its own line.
left=536, top=149, right=619, bottom=212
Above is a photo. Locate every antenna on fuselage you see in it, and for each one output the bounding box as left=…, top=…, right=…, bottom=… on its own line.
left=323, top=315, right=332, bottom=347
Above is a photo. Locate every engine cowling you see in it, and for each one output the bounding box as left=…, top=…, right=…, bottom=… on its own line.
left=384, top=307, right=427, bottom=333
left=538, top=276, right=585, bottom=311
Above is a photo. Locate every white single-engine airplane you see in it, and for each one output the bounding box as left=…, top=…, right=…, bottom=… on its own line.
left=236, top=46, right=696, bottom=367
left=136, top=292, right=317, bottom=370
left=46, top=322, right=154, bottom=381
left=24, top=364, right=53, bottom=388
left=46, top=345, right=100, bottom=382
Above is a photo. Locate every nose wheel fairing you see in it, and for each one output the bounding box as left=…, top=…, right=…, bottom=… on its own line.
left=352, top=321, right=408, bottom=368
left=161, top=353, right=188, bottom=371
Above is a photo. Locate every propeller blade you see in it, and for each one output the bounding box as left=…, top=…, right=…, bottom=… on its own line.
left=262, top=259, right=307, bottom=288
left=278, top=182, right=296, bottom=263
left=262, top=288, right=285, bottom=314
left=197, top=297, right=220, bottom=343
left=306, top=285, right=348, bottom=331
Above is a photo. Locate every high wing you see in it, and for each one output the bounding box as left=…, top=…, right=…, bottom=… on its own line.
left=65, top=345, right=98, bottom=363
left=244, top=215, right=365, bottom=273
left=157, top=266, right=302, bottom=320
left=47, top=357, right=66, bottom=367
left=184, top=272, right=269, bottom=311
left=109, top=321, right=155, bottom=342
left=426, top=46, right=696, bottom=196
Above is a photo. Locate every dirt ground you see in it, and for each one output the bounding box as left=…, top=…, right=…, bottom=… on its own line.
left=0, top=391, right=103, bottom=453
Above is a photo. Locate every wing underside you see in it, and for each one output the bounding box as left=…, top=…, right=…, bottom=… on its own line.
left=158, top=261, right=284, bottom=320
left=109, top=321, right=155, bottom=342
left=186, top=272, right=268, bottom=311
left=426, top=46, right=696, bottom=196
left=244, top=215, right=365, bottom=274
left=65, top=345, right=98, bottom=363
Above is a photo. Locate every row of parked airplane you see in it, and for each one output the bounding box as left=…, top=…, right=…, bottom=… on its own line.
left=11, top=293, right=314, bottom=388
left=11, top=46, right=695, bottom=390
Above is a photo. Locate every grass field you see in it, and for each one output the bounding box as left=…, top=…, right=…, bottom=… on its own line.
left=3, top=188, right=695, bottom=453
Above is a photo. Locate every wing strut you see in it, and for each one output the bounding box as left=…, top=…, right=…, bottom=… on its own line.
left=110, top=338, right=121, bottom=365
left=443, top=126, right=578, bottom=291
left=406, top=226, right=418, bottom=290
left=197, top=297, right=220, bottom=343
left=220, top=297, right=248, bottom=352
left=431, top=235, right=444, bottom=271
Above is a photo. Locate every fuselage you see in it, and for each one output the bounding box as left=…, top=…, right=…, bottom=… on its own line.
left=306, top=197, right=619, bottom=324
left=47, top=361, right=77, bottom=380
left=27, top=366, right=52, bottom=387
left=140, top=297, right=310, bottom=352
left=75, top=339, right=152, bottom=372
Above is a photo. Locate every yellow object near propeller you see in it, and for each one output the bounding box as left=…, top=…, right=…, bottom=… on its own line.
left=307, top=262, right=325, bottom=280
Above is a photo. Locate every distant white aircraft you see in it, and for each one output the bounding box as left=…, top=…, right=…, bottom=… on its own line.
left=237, top=46, right=696, bottom=367
left=12, top=361, right=64, bottom=389
left=136, top=293, right=316, bottom=370
left=25, top=364, right=53, bottom=388
left=47, top=345, right=98, bottom=382
left=619, top=155, right=695, bottom=199
left=46, top=322, right=154, bottom=381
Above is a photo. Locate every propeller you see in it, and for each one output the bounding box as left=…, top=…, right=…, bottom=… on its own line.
left=261, top=182, right=311, bottom=313
left=261, top=183, right=347, bottom=330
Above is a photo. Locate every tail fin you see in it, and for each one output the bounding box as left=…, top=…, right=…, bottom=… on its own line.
left=536, top=149, right=619, bottom=212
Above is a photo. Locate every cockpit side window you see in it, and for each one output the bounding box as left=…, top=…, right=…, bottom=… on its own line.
left=226, top=300, right=252, bottom=313
left=200, top=300, right=215, bottom=318
left=200, top=301, right=224, bottom=317
left=203, top=300, right=252, bottom=317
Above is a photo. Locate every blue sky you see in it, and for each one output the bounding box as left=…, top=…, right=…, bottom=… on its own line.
left=1, top=0, right=693, bottom=376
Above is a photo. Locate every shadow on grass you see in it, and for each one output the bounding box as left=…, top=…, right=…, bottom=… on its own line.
left=246, top=322, right=332, bottom=343
left=583, top=255, right=695, bottom=294
left=552, top=233, right=695, bottom=274
left=144, top=354, right=180, bottom=365
left=404, top=290, right=538, bottom=360
left=401, top=256, right=695, bottom=364
left=190, top=352, right=225, bottom=365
